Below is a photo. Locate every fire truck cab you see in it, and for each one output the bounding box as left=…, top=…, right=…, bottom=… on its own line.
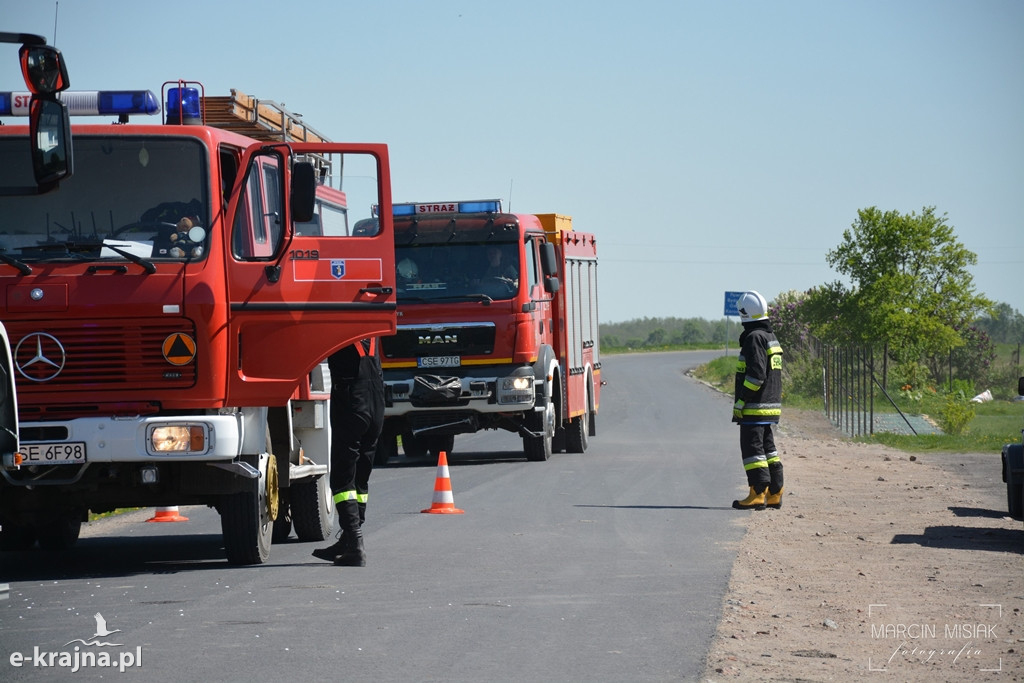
left=378, top=201, right=600, bottom=464
left=0, top=82, right=396, bottom=563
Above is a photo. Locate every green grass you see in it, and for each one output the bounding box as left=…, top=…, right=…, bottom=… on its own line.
left=88, top=508, right=142, bottom=522
left=692, top=354, right=1024, bottom=454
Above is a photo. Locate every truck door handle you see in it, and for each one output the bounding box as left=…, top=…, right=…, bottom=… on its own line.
left=360, top=286, right=393, bottom=295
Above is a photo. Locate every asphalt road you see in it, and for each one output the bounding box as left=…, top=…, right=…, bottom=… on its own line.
left=0, top=350, right=748, bottom=682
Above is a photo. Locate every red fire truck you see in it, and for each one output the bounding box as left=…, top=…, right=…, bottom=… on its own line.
left=0, top=83, right=396, bottom=563
left=376, top=201, right=600, bottom=463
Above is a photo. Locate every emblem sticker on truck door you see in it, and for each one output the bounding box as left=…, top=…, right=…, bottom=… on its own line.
left=291, top=258, right=383, bottom=281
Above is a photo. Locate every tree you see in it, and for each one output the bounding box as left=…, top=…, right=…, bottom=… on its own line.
left=805, top=206, right=993, bottom=361
left=974, top=302, right=1024, bottom=344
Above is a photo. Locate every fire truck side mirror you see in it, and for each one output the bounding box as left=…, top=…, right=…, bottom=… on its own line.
left=540, top=242, right=560, bottom=294
left=30, top=97, right=73, bottom=188
left=290, top=161, right=316, bottom=224
left=19, top=43, right=70, bottom=95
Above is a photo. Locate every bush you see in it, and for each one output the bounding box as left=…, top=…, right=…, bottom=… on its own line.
left=936, top=396, right=975, bottom=436
left=783, top=353, right=823, bottom=399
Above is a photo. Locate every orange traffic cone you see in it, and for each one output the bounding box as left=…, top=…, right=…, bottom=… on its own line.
left=421, top=451, right=464, bottom=514
left=147, top=506, right=189, bottom=522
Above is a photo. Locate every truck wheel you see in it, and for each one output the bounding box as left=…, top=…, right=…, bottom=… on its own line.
left=272, top=500, right=293, bottom=543
left=523, top=403, right=554, bottom=462
left=401, top=430, right=428, bottom=459
left=36, top=514, right=82, bottom=551
left=374, top=432, right=399, bottom=467
left=0, top=523, right=36, bottom=551
left=1008, top=475, right=1023, bottom=521
left=221, top=452, right=276, bottom=565
left=291, top=475, right=336, bottom=542
left=565, top=410, right=589, bottom=453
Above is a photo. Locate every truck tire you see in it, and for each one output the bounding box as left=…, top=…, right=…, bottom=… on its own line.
left=272, top=501, right=293, bottom=543
left=1008, top=476, right=1023, bottom=521
left=221, top=452, right=276, bottom=565
left=1004, top=444, right=1023, bottom=521
left=401, top=430, right=428, bottom=459
left=0, top=523, right=36, bottom=551
left=36, top=514, right=82, bottom=551
left=523, top=402, right=554, bottom=462
left=565, top=411, right=589, bottom=453
left=291, top=475, right=336, bottom=542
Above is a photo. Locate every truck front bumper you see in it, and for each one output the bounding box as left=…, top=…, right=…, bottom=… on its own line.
left=11, top=413, right=245, bottom=468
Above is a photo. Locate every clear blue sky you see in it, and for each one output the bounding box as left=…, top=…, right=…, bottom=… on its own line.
left=3, top=0, right=1021, bottom=323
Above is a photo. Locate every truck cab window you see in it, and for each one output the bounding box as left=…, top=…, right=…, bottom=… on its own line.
left=0, top=136, right=210, bottom=263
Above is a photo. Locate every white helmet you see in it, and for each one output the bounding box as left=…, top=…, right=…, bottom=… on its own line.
left=737, top=290, right=768, bottom=322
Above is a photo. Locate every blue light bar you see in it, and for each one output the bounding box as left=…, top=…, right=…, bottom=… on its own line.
left=61, top=90, right=160, bottom=116
left=392, top=200, right=502, bottom=216
left=0, top=90, right=160, bottom=117
left=459, top=200, right=501, bottom=213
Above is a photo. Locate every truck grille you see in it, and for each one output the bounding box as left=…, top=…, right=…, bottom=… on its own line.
left=382, top=323, right=496, bottom=358
left=7, top=320, right=198, bottom=396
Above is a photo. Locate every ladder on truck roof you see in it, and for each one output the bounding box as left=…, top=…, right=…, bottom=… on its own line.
left=201, top=89, right=332, bottom=144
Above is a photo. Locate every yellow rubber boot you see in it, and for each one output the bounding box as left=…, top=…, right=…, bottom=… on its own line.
left=765, top=487, right=784, bottom=509
left=732, top=487, right=766, bottom=510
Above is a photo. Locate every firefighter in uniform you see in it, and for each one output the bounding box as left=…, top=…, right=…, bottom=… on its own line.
left=731, top=291, right=785, bottom=510
left=313, top=337, right=384, bottom=566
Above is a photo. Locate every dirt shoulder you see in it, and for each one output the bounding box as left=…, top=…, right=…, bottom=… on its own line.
left=702, top=408, right=1023, bottom=682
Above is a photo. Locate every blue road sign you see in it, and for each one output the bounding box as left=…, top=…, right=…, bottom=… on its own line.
left=724, top=291, right=744, bottom=317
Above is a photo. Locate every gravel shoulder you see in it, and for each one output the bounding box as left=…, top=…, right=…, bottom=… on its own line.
left=702, top=408, right=1023, bottom=682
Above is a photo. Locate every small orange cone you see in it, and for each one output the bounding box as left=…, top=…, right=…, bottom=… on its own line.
left=147, top=506, right=189, bottom=522
left=421, top=451, right=464, bottom=514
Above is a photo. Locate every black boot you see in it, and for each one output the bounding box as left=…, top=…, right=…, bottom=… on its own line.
left=334, top=532, right=365, bottom=567
left=312, top=500, right=348, bottom=561
left=333, top=500, right=366, bottom=567
left=311, top=531, right=345, bottom=561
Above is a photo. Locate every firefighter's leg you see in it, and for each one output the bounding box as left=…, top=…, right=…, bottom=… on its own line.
left=733, top=424, right=769, bottom=510
left=313, top=383, right=368, bottom=563
left=334, top=380, right=378, bottom=566
left=763, top=424, right=784, bottom=509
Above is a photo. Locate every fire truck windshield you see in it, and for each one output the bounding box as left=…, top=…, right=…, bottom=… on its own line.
left=395, top=241, right=520, bottom=303
left=0, top=136, right=209, bottom=263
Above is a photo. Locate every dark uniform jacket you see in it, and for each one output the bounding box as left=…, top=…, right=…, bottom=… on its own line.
left=733, top=320, right=783, bottom=424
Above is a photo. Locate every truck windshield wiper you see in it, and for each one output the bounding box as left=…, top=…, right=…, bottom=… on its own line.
left=101, top=243, right=157, bottom=274
left=0, top=251, right=32, bottom=275
left=53, top=240, right=157, bottom=274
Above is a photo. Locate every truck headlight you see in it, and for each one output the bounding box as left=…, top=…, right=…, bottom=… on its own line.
left=497, top=370, right=535, bottom=405
left=148, top=424, right=208, bottom=454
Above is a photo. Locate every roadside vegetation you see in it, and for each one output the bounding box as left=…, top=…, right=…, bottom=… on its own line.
left=606, top=205, right=1024, bottom=455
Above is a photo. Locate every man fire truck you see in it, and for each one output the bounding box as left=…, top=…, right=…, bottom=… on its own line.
left=0, top=79, right=397, bottom=564
left=375, top=201, right=600, bottom=464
